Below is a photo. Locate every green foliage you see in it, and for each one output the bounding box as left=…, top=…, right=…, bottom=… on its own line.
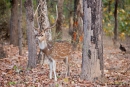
left=118, top=8, right=130, bottom=35
left=0, top=0, right=10, bottom=41
left=103, top=0, right=130, bottom=37
left=8, top=81, right=16, bottom=86
left=0, top=0, right=10, bottom=32
left=47, top=0, right=74, bottom=24
left=0, top=0, right=10, bottom=17
left=55, top=84, right=59, bottom=87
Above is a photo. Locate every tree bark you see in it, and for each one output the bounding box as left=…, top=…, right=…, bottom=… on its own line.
left=10, top=0, right=18, bottom=46
left=71, top=0, right=83, bottom=48
left=25, top=0, right=37, bottom=68
left=76, top=0, right=83, bottom=48
left=108, top=0, right=111, bottom=13
left=71, top=0, right=79, bottom=47
left=113, top=0, right=118, bottom=45
left=56, top=0, right=64, bottom=40
left=38, top=0, right=52, bottom=41
left=18, top=0, right=23, bottom=55
left=36, top=0, right=52, bottom=64
left=80, top=0, right=104, bottom=82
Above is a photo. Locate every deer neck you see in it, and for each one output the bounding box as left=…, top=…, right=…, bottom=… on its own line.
left=38, top=40, right=47, bottom=50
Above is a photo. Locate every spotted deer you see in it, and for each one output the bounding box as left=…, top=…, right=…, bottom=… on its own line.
left=34, top=4, right=72, bottom=81
left=36, top=30, right=72, bottom=81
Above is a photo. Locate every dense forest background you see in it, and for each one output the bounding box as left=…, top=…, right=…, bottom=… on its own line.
left=0, top=0, right=130, bottom=42
left=103, top=0, right=130, bottom=39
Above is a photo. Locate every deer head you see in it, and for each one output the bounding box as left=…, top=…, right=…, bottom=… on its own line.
left=34, top=4, right=58, bottom=49
left=35, top=30, right=48, bottom=50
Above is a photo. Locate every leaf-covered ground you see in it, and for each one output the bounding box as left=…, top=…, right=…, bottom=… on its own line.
left=0, top=43, right=94, bottom=87
left=103, top=36, right=130, bottom=87
left=0, top=36, right=130, bottom=87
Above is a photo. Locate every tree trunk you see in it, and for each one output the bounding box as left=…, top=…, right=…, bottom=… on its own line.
left=36, top=0, right=52, bottom=64
left=10, top=0, right=18, bottom=46
left=56, top=0, right=64, bottom=40
left=71, top=0, right=79, bottom=47
left=113, top=0, right=118, bottom=45
left=71, top=0, right=83, bottom=48
left=74, top=0, right=78, bottom=21
left=18, top=0, right=23, bottom=55
left=38, top=0, right=52, bottom=41
left=24, top=0, right=37, bottom=68
left=108, top=0, right=111, bottom=13
left=80, top=0, right=104, bottom=82
left=76, top=0, right=83, bottom=49
left=69, top=11, right=73, bottom=35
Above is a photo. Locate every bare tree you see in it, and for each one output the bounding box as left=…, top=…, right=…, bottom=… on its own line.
left=10, top=0, right=18, bottom=46
left=113, top=0, right=118, bottom=45
left=71, top=0, right=83, bottom=48
left=56, top=0, right=64, bottom=40
left=108, top=0, right=112, bottom=13
left=71, top=0, right=79, bottom=47
left=76, top=0, right=83, bottom=49
left=80, top=0, right=104, bottom=81
left=24, top=0, right=37, bottom=68
left=37, top=0, right=52, bottom=41
left=18, top=0, right=23, bottom=55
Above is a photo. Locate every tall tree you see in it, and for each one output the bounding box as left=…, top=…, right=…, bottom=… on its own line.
left=71, top=0, right=83, bottom=48
left=80, top=0, right=104, bottom=81
left=113, top=0, right=118, bottom=44
left=36, top=0, right=52, bottom=64
left=37, top=0, right=52, bottom=41
left=108, top=0, right=112, bottom=13
left=56, top=0, right=64, bottom=40
left=76, top=0, right=83, bottom=48
left=24, top=0, right=37, bottom=68
left=18, top=0, right=23, bottom=55
left=10, top=0, right=19, bottom=46
left=71, top=0, right=79, bottom=47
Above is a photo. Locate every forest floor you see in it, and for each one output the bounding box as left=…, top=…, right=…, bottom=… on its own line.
left=103, top=36, right=130, bottom=87
left=0, top=35, right=130, bottom=87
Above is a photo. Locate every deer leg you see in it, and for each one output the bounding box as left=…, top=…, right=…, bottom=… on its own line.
left=67, top=64, right=70, bottom=76
left=40, top=51, right=45, bottom=65
left=49, top=60, right=53, bottom=80
left=65, top=57, right=70, bottom=76
left=37, top=50, right=42, bottom=64
left=52, top=59, right=57, bottom=81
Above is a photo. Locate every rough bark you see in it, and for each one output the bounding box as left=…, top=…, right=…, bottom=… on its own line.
left=74, top=0, right=78, bottom=21
left=71, top=0, right=83, bottom=48
left=36, top=0, right=52, bottom=64
left=71, top=0, right=79, bottom=47
left=80, top=0, right=104, bottom=82
left=56, top=0, right=64, bottom=40
left=69, top=11, right=73, bottom=35
left=76, top=0, right=83, bottom=47
left=38, top=0, right=52, bottom=41
left=25, top=0, right=37, bottom=68
left=18, top=0, right=23, bottom=55
left=0, top=45, right=6, bottom=58
left=113, top=0, right=118, bottom=45
left=10, top=0, right=18, bottom=46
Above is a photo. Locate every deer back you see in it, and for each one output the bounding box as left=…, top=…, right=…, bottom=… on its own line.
left=51, top=41, right=72, bottom=60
